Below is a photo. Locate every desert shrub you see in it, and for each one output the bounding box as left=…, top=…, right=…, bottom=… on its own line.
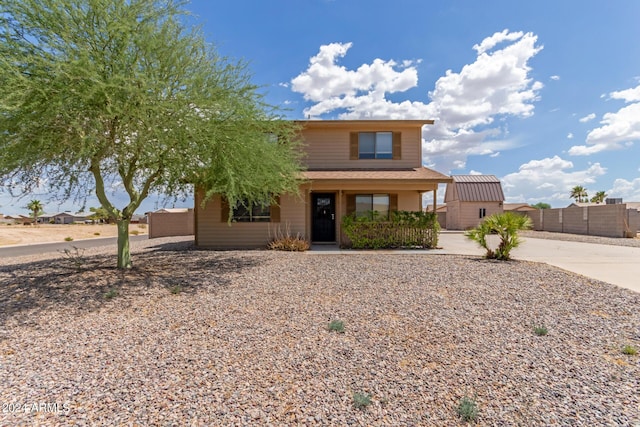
left=465, top=212, right=532, bottom=260
left=352, top=392, right=372, bottom=410
left=268, top=223, right=310, bottom=251
left=130, top=230, right=140, bottom=235
left=341, top=210, right=440, bottom=249
left=622, top=344, right=638, bottom=355
left=533, top=325, right=548, bottom=336
left=457, top=395, right=479, bottom=422
left=64, top=236, right=73, bottom=241
left=328, top=319, right=345, bottom=333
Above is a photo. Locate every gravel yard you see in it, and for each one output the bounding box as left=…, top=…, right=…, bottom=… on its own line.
left=0, top=237, right=639, bottom=425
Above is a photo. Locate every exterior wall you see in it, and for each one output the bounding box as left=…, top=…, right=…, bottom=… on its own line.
left=523, top=204, right=638, bottom=238
left=445, top=201, right=461, bottom=230
left=148, top=210, right=194, bottom=238
left=562, top=207, right=588, bottom=235
left=628, top=208, right=640, bottom=237
left=195, top=192, right=306, bottom=249
left=302, top=125, right=422, bottom=169
left=436, top=211, right=446, bottom=229
left=445, top=202, right=503, bottom=230
left=587, top=204, right=625, bottom=237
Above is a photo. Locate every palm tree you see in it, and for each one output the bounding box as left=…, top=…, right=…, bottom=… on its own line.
left=26, top=199, right=43, bottom=225
left=590, top=191, right=607, bottom=204
left=570, top=185, right=588, bottom=203
left=465, top=212, right=533, bottom=260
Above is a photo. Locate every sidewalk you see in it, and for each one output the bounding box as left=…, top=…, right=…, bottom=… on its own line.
left=310, top=232, right=640, bottom=293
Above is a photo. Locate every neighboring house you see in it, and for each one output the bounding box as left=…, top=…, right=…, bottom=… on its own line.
left=38, top=212, right=94, bottom=224
left=148, top=208, right=194, bottom=238
left=503, top=203, right=537, bottom=213
left=5, top=214, right=34, bottom=224
left=195, top=120, right=452, bottom=248
left=444, top=175, right=505, bottom=230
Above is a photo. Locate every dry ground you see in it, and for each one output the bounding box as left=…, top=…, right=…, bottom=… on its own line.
left=0, top=241, right=638, bottom=425
left=0, top=223, right=148, bottom=246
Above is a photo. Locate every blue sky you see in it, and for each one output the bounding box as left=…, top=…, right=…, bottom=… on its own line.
left=3, top=0, right=640, bottom=215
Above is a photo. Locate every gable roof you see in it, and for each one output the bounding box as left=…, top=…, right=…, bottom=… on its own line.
left=445, top=175, right=505, bottom=202
left=503, top=203, right=536, bottom=211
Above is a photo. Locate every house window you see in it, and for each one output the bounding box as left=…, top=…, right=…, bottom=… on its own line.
left=233, top=200, right=271, bottom=222
left=359, top=132, right=393, bottom=159
left=355, top=194, right=390, bottom=219
left=479, top=208, right=486, bottom=219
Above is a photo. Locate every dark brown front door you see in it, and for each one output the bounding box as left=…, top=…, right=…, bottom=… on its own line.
left=312, top=193, right=335, bottom=242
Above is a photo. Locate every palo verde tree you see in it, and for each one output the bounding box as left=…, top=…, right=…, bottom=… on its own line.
left=0, top=0, right=303, bottom=268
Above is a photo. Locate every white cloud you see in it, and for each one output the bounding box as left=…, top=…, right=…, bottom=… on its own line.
left=501, top=156, right=606, bottom=204
left=550, top=75, right=560, bottom=81
left=291, top=30, right=544, bottom=173
left=570, top=84, right=640, bottom=156
left=579, top=113, right=596, bottom=123
left=608, top=177, right=640, bottom=200
left=567, top=133, right=574, bottom=139
left=610, top=85, right=640, bottom=102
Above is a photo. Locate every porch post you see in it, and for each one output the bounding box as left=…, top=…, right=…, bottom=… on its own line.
left=433, top=188, right=437, bottom=212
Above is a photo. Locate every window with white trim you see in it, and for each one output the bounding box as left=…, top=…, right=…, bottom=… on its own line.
left=232, top=200, right=271, bottom=222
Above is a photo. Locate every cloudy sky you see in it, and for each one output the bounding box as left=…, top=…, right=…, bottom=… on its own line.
left=2, top=0, right=640, bottom=214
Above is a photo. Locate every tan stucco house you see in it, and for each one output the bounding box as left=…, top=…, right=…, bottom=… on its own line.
left=444, top=175, right=505, bottom=230
left=195, top=120, right=452, bottom=248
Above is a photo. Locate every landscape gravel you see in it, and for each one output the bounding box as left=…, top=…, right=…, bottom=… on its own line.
left=0, top=235, right=639, bottom=426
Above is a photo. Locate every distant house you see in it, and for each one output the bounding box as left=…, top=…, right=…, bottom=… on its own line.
left=5, top=214, right=34, bottom=224
left=444, top=175, right=505, bottom=230
left=38, top=212, right=94, bottom=224
left=503, top=203, right=537, bottom=213
left=425, top=204, right=448, bottom=229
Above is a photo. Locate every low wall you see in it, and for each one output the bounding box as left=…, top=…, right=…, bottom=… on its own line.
left=148, top=210, right=194, bottom=238
left=523, top=204, right=638, bottom=238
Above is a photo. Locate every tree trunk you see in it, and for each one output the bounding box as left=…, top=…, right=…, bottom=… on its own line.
left=116, top=219, right=132, bottom=269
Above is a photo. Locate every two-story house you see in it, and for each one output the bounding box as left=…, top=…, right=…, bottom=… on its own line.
left=194, top=120, right=452, bottom=248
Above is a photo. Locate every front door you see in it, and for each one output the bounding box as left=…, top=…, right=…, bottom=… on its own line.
left=312, top=193, right=336, bottom=242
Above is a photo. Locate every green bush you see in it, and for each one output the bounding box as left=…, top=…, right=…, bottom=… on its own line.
left=465, top=212, right=532, bottom=260
left=622, top=344, right=638, bottom=355
left=328, top=319, right=345, bottom=333
left=352, top=392, right=372, bottom=410
left=457, top=395, right=479, bottom=422
left=341, top=210, right=440, bottom=249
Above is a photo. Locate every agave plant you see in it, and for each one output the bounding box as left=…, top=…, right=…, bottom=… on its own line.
left=465, top=212, right=532, bottom=260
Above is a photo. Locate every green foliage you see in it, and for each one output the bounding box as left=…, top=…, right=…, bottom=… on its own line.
left=169, top=285, right=182, bottom=295
left=457, top=396, right=479, bottom=423
left=532, top=202, right=551, bottom=209
left=26, top=200, right=43, bottom=223
left=89, top=206, right=111, bottom=223
left=342, top=210, right=440, bottom=249
left=103, top=289, right=118, bottom=300
left=328, top=320, right=345, bottom=333
left=64, top=236, right=74, bottom=242
left=533, top=325, right=548, bottom=336
left=465, top=212, right=532, bottom=260
left=590, top=191, right=607, bottom=204
left=622, top=345, right=638, bottom=355
left=570, top=186, right=588, bottom=203
left=0, top=0, right=303, bottom=269
left=352, top=392, right=372, bottom=410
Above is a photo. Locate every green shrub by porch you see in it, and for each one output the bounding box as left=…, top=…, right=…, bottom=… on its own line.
left=341, top=211, right=440, bottom=249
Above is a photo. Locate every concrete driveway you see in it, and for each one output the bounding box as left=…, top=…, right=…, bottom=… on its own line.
left=436, top=232, right=640, bottom=293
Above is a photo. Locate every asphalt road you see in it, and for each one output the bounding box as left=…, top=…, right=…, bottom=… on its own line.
left=0, top=235, right=149, bottom=258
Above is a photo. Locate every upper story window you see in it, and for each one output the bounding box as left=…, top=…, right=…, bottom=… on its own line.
left=358, top=132, right=392, bottom=159
left=350, top=131, right=400, bottom=160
